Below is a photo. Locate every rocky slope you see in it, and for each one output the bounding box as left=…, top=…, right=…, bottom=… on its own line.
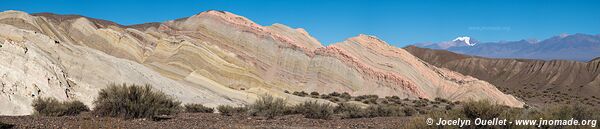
left=405, top=46, right=600, bottom=106
left=0, top=10, right=522, bottom=115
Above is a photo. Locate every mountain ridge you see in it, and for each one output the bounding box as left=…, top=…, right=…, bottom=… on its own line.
left=0, top=10, right=523, bottom=115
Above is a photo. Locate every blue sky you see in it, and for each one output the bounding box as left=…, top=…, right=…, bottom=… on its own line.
left=1, top=0, right=599, bottom=46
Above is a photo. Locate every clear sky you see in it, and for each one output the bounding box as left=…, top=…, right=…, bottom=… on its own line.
left=1, top=0, right=599, bottom=46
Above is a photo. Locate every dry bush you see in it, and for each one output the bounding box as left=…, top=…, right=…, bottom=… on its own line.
left=434, top=97, right=450, bottom=103
left=310, top=91, right=319, bottom=96
left=217, top=105, right=248, bottom=116
left=294, top=101, right=334, bottom=119
left=462, top=100, right=507, bottom=120
left=292, top=91, right=308, bottom=97
left=364, top=105, right=404, bottom=117
left=248, top=95, right=288, bottom=119
left=340, top=92, right=352, bottom=100
left=63, top=101, right=89, bottom=116
left=334, top=103, right=366, bottom=119
left=32, top=97, right=89, bottom=116
left=403, top=107, right=418, bottom=116
left=547, top=103, right=599, bottom=120
left=184, top=104, right=214, bottom=113
left=329, top=92, right=341, bottom=97
left=93, top=84, right=181, bottom=119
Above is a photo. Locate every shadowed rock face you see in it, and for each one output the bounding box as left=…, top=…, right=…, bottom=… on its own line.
left=0, top=10, right=522, bottom=115
left=405, top=46, right=600, bottom=106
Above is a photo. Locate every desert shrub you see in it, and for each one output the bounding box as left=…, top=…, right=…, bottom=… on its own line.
left=217, top=105, right=248, bottom=116
left=355, top=95, right=367, bottom=101
left=292, top=91, right=308, bottom=97
left=356, top=95, right=379, bottom=104
left=334, top=103, right=366, bottom=119
left=329, top=92, right=340, bottom=97
left=32, top=97, right=63, bottom=116
left=403, top=107, right=418, bottom=116
left=294, top=101, right=334, bottom=119
left=320, top=94, right=332, bottom=99
left=184, top=104, right=214, bottom=113
left=357, top=95, right=378, bottom=100
left=340, top=92, right=352, bottom=100
left=462, top=100, right=507, bottom=120
left=248, top=95, right=288, bottom=119
left=330, top=97, right=340, bottom=102
left=63, top=101, right=90, bottom=116
left=546, top=103, right=599, bottom=120
left=93, top=84, right=181, bottom=119
left=310, top=91, right=319, bottom=96
left=413, top=99, right=429, bottom=107
left=362, top=98, right=377, bottom=104
left=445, top=105, right=454, bottom=110
left=32, top=97, right=89, bottom=116
left=364, top=105, right=404, bottom=117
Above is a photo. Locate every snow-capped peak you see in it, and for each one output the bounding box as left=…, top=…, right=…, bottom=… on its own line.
left=453, top=36, right=475, bottom=46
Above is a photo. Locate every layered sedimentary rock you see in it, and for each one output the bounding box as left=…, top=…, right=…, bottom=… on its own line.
left=0, top=10, right=522, bottom=115
left=405, top=46, right=600, bottom=105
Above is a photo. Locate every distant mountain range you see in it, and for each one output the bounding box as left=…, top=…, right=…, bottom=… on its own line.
left=414, top=34, right=600, bottom=61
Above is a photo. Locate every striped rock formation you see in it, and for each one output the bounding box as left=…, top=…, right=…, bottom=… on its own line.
left=0, top=10, right=522, bottom=115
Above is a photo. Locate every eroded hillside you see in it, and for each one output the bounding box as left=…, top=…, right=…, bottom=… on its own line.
left=0, top=10, right=522, bottom=115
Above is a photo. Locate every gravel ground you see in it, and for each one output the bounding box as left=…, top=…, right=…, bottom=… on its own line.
left=0, top=113, right=414, bottom=129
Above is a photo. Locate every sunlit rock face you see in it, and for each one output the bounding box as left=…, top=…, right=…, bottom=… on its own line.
left=0, top=10, right=522, bottom=115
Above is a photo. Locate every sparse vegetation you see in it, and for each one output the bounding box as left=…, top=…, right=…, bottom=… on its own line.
left=21, top=87, right=600, bottom=129
left=92, top=84, right=181, bottom=119
left=334, top=103, right=366, bottom=119
left=294, top=101, right=334, bottom=119
left=31, top=97, right=89, bottom=116
left=184, top=104, right=214, bottom=113
left=217, top=105, right=248, bottom=116
left=310, top=91, right=319, bottom=96
left=292, top=91, right=308, bottom=97
left=364, top=105, right=404, bottom=117
left=329, top=92, right=340, bottom=97
left=409, top=100, right=600, bottom=129
left=289, top=91, right=456, bottom=116
left=462, top=100, right=507, bottom=120
left=248, top=95, right=288, bottom=119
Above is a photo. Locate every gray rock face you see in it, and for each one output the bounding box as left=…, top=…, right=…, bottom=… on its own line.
left=0, top=10, right=523, bottom=115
